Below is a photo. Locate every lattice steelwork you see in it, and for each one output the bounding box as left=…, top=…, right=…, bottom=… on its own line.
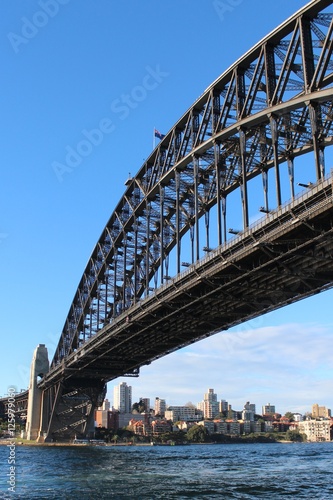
left=51, top=0, right=333, bottom=371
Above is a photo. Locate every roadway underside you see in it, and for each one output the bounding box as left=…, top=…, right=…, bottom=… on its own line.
left=42, top=176, right=333, bottom=389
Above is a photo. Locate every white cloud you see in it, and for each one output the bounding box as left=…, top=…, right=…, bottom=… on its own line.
left=108, top=322, right=333, bottom=416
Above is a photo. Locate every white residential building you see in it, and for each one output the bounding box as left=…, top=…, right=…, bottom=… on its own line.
left=242, top=402, right=256, bottom=422
left=198, top=388, right=219, bottom=419
left=165, top=406, right=201, bottom=422
left=298, top=419, right=331, bottom=442
left=113, top=382, right=132, bottom=413
left=155, top=397, right=166, bottom=417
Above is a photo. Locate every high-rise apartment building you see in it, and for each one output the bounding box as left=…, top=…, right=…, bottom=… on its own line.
left=262, top=403, right=275, bottom=415
left=100, top=398, right=110, bottom=411
left=312, top=403, right=331, bottom=418
left=155, top=397, right=166, bottom=417
left=219, top=400, right=228, bottom=414
left=113, top=382, right=132, bottom=413
left=242, top=401, right=256, bottom=421
left=198, top=388, right=219, bottom=419
left=141, top=398, right=151, bottom=413
left=244, top=401, right=256, bottom=414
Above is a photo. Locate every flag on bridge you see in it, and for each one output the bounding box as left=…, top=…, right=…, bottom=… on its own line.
left=154, top=129, right=165, bottom=140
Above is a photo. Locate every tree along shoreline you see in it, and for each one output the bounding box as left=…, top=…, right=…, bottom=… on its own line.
left=0, top=428, right=309, bottom=446
left=92, top=427, right=308, bottom=445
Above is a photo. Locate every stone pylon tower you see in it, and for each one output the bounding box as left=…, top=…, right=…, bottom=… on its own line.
left=26, top=344, right=49, bottom=440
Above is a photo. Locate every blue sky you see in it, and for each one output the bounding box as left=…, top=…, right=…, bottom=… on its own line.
left=1, top=0, right=332, bottom=416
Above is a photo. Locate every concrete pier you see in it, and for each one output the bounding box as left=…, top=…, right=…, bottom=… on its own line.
left=25, top=344, right=49, bottom=441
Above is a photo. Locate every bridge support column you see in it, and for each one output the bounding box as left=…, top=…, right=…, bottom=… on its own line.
left=25, top=344, right=49, bottom=441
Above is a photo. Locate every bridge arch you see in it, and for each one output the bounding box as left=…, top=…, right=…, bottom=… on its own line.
left=51, top=0, right=333, bottom=374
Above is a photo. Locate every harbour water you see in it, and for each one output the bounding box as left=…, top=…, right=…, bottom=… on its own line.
left=1, top=442, right=333, bottom=499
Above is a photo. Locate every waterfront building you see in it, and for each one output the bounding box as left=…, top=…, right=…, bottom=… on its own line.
left=174, top=421, right=190, bottom=431
left=151, top=419, right=172, bottom=436
left=129, top=419, right=152, bottom=437
left=227, top=420, right=240, bottom=435
left=214, top=420, right=228, bottom=434
left=273, top=417, right=292, bottom=433
left=298, top=419, right=331, bottom=442
left=198, top=420, right=215, bottom=434
left=253, top=421, right=262, bottom=433
left=113, top=382, right=132, bottom=413
left=264, top=421, right=274, bottom=432
left=240, top=420, right=262, bottom=434
left=242, top=420, right=252, bottom=434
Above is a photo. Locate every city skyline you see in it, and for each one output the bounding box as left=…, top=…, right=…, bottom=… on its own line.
left=109, top=374, right=331, bottom=418
left=96, top=385, right=332, bottom=444
left=1, top=1, right=332, bottom=416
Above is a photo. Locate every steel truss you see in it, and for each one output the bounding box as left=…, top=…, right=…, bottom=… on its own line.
left=41, top=381, right=106, bottom=441
left=49, top=0, right=333, bottom=384
left=44, top=174, right=333, bottom=389
left=0, top=391, right=29, bottom=423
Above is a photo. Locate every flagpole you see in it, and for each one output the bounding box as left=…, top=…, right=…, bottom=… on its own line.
left=153, top=127, right=155, bottom=150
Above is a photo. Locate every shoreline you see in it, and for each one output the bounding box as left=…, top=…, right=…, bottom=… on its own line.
left=1, top=439, right=328, bottom=447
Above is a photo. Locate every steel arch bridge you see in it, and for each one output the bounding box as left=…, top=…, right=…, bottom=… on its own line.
left=19, top=0, right=333, bottom=440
